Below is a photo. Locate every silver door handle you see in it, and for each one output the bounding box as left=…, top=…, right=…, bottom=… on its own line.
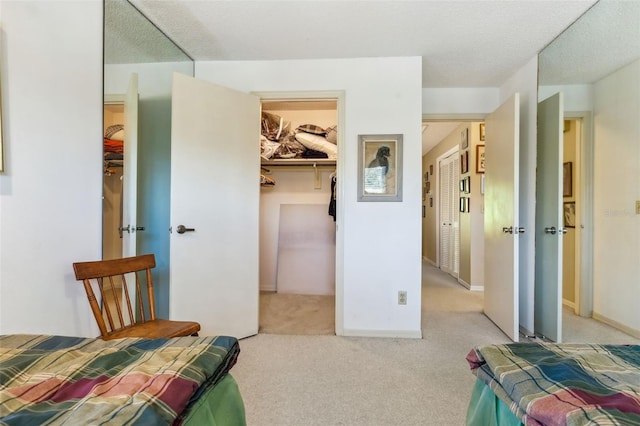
left=516, top=227, right=525, bottom=234
left=502, top=226, right=513, bottom=234
left=558, top=228, right=568, bottom=235
left=176, top=225, right=195, bottom=234
left=545, top=226, right=556, bottom=235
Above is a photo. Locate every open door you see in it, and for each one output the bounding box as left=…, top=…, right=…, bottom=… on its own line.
left=169, top=73, right=260, bottom=338
left=534, top=92, right=564, bottom=342
left=122, top=73, right=139, bottom=259
left=484, top=93, right=520, bottom=342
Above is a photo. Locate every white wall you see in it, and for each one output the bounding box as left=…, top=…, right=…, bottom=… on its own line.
left=196, top=57, right=423, bottom=337
left=539, top=84, right=593, bottom=111
left=499, top=55, right=539, bottom=334
left=0, top=1, right=103, bottom=336
left=422, top=87, right=499, bottom=115
left=592, top=58, right=640, bottom=333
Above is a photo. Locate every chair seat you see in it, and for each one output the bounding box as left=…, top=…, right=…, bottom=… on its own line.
left=101, top=319, right=201, bottom=340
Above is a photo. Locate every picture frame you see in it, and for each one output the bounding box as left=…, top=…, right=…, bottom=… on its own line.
left=563, top=202, right=576, bottom=228
left=459, top=178, right=465, bottom=193
left=357, top=134, right=403, bottom=202
left=459, top=197, right=469, bottom=213
left=479, top=123, right=485, bottom=141
left=563, top=162, right=572, bottom=197
left=461, top=128, right=469, bottom=149
left=461, top=150, right=469, bottom=174
left=465, top=176, right=471, bottom=194
left=476, top=145, right=485, bottom=173
left=429, top=164, right=433, bottom=175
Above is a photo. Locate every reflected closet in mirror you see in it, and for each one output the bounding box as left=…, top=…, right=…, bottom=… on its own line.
left=103, top=0, right=193, bottom=318
left=537, top=0, right=640, bottom=342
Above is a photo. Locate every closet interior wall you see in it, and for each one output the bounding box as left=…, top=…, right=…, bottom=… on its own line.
left=103, top=104, right=124, bottom=261
left=259, top=100, right=337, bottom=295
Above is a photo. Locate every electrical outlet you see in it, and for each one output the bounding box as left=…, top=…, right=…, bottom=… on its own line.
left=398, top=291, right=407, bottom=305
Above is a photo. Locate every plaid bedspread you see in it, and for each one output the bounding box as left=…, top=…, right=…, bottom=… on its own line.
left=0, top=334, right=240, bottom=425
left=467, top=343, right=640, bottom=425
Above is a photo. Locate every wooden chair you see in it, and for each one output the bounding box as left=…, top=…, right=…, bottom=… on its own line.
left=73, top=254, right=200, bottom=340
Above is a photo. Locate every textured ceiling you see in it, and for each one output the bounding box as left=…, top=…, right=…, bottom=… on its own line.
left=108, top=0, right=638, bottom=155
left=128, top=0, right=598, bottom=88
left=539, top=0, right=640, bottom=85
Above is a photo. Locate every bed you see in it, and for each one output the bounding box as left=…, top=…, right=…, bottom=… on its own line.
left=0, top=334, right=245, bottom=425
left=465, top=343, right=640, bottom=425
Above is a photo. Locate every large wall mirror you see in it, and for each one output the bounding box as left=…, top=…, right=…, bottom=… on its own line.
left=104, top=0, right=193, bottom=318
left=538, top=0, right=640, bottom=341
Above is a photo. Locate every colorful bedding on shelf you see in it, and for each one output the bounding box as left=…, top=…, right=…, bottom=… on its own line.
left=466, top=343, right=640, bottom=425
left=0, top=334, right=242, bottom=425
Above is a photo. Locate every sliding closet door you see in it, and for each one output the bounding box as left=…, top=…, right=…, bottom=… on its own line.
left=484, top=93, right=520, bottom=342
left=170, top=73, right=260, bottom=339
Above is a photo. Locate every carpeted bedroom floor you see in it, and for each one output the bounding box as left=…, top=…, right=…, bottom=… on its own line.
left=232, top=262, right=639, bottom=426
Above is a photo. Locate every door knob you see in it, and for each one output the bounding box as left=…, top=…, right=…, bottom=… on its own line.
left=119, top=225, right=130, bottom=233
left=502, top=226, right=513, bottom=234
left=545, top=226, right=556, bottom=235
left=176, top=225, right=195, bottom=234
left=516, top=227, right=525, bottom=234
left=558, top=228, right=568, bottom=235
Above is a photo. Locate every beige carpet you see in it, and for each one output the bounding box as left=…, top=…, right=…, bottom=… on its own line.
left=259, top=291, right=335, bottom=335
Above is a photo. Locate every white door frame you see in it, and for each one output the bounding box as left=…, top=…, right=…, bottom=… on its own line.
left=423, top=116, right=486, bottom=269
left=565, top=111, right=594, bottom=318
left=253, top=90, right=346, bottom=335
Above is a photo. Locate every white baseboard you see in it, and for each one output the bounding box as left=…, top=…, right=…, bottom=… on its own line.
left=341, top=328, right=423, bottom=339
left=422, top=257, right=437, bottom=266
left=562, top=299, right=575, bottom=309
left=592, top=312, right=640, bottom=339
left=260, top=286, right=276, bottom=292
left=458, top=278, right=483, bottom=292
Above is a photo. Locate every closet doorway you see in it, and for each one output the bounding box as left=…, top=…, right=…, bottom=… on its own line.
left=257, top=93, right=342, bottom=335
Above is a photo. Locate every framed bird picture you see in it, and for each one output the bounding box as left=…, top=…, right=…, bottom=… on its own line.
left=357, top=134, right=403, bottom=202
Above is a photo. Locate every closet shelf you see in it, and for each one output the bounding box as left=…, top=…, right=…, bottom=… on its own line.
left=261, top=159, right=336, bottom=166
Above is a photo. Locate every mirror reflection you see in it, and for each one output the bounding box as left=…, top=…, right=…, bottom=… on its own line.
left=538, top=0, right=640, bottom=343
left=103, top=0, right=194, bottom=319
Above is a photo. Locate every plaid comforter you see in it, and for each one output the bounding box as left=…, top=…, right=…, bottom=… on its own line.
left=0, top=334, right=240, bottom=425
left=467, top=343, right=640, bottom=425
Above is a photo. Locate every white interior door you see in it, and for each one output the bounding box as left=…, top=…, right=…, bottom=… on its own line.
left=484, top=93, right=520, bottom=342
left=439, top=152, right=459, bottom=276
left=122, top=73, right=139, bottom=259
left=170, top=73, right=260, bottom=339
left=534, top=92, right=564, bottom=342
